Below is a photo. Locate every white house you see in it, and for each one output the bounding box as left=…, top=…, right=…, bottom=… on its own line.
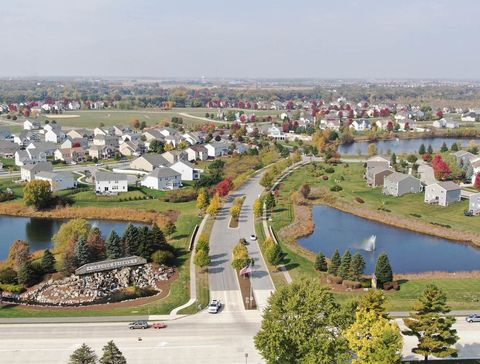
left=350, top=119, right=371, bottom=131
left=35, top=171, right=76, bottom=191
left=141, top=167, right=181, bottom=190
left=94, top=172, right=128, bottom=195
left=469, top=193, right=480, bottom=215
left=424, top=181, right=461, bottom=207
left=23, top=119, right=41, bottom=130
left=267, top=124, right=285, bottom=140
left=170, top=160, right=203, bottom=181
left=205, top=142, right=230, bottom=158
left=15, top=149, right=47, bottom=166
left=44, top=128, right=66, bottom=143
left=186, top=145, right=208, bottom=161
left=20, top=161, right=53, bottom=181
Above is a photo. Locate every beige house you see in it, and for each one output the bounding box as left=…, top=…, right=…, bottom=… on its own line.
left=186, top=145, right=208, bottom=161
left=129, top=154, right=170, bottom=172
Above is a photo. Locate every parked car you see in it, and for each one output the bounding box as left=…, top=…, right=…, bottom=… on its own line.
left=249, top=234, right=257, bottom=241
left=208, top=299, right=222, bottom=314
left=129, top=320, right=149, bottom=329
left=152, top=322, right=167, bottom=329
left=466, top=314, right=480, bottom=323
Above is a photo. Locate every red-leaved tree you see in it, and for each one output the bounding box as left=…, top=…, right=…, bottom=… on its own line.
left=215, top=177, right=233, bottom=197
left=474, top=174, right=480, bottom=191
left=432, top=155, right=451, bottom=180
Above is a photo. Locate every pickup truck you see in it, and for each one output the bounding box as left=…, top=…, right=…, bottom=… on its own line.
left=208, top=299, right=222, bottom=314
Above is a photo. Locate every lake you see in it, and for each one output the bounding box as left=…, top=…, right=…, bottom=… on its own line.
left=0, top=216, right=142, bottom=260
left=298, top=205, right=480, bottom=274
left=338, top=137, right=480, bottom=156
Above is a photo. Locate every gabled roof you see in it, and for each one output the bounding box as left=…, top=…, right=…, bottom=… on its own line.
left=434, top=181, right=461, bottom=191
left=95, top=171, right=128, bottom=182
left=148, top=167, right=181, bottom=178
left=384, top=172, right=418, bottom=183
left=139, top=153, right=170, bottom=166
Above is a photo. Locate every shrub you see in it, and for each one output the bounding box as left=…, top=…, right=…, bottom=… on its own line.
left=326, top=275, right=343, bottom=284
left=360, top=280, right=372, bottom=288
left=0, top=283, right=26, bottom=294
left=355, top=197, right=364, bottom=204
left=0, top=267, right=18, bottom=284
left=383, top=281, right=400, bottom=291
left=330, top=184, right=343, bottom=192
left=325, top=167, right=335, bottom=173
left=322, top=175, right=329, bottom=180
left=164, top=189, right=197, bottom=203
left=151, top=250, right=175, bottom=265
left=342, top=280, right=361, bottom=289
left=410, top=213, right=421, bottom=218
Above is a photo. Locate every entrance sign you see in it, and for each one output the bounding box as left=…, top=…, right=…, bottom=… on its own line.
left=75, top=256, right=147, bottom=275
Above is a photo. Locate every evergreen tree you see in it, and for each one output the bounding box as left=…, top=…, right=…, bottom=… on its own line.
left=75, top=237, right=91, bottom=267
left=390, top=153, right=397, bottom=166
left=122, top=223, right=139, bottom=256
left=418, top=143, right=426, bottom=155
left=150, top=223, right=168, bottom=250
left=450, top=142, right=459, bottom=152
left=99, top=341, right=126, bottom=364
left=427, top=144, right=433, bottom=154
left=328, top=249, right=341, bottom=276
left=440, top=142, right=448, bottom=153
left=338, top=250, right=352, bottom=280
left=105, top=231, right=123, bottom=260
left=264, top=192, right=276, bottom=211
left=403, top=285, right=459, bottom=361
left=164, top=221, right=176, bottom=237
left=18, top=261, right=35, bottom=287
left=375, top=252, right=393, bottom=286
left=41, top=249, right=56, bottom=273
left=87, top=227, right=105, bottom=261
left=314, top=252, right=328, bottom=271
left=358, top=289, right=389, bottom=318
left=350, top=252, right=366, bottom=281
left=69, top=343, right=97, bottom=364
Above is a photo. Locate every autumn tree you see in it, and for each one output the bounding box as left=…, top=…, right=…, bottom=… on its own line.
left=253, top=198, right=263, bottom=217
left=368, top=143, right=377, bottom=157
left=300, top=183, right=311, bottom=199
left=87, top=227, right=105, bottom=260
left=474, top=174, right=480, bottom=191
left=206, top=193, right=221, bottom=215
left=230, top=205, right=241, bottom=220
left=403, top=284, right=458, bottom=361
left=196, top=188, right=209, bottom=211
left=194, top=248, right=210, bottom=271
left=260, top=172, right=274, bottom=189
left=231, top=241, right=250, bottom=270
left=254, top=279, right=351, bottom=363
left=6, top=240, right=30, bottom=270
left=69, top=343, right=97, bottom=364
left=53, top=219, right=91, bottom=251
left=264, top=192, right=276, bottom=211
left=23, top=180, right=53, bottom=210
left=215, top=177, right=233, bottom=197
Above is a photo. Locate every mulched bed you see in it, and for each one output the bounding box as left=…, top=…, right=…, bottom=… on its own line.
left=236, top=270, right=257, bottom=310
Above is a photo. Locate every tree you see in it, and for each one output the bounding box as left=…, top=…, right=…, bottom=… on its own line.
left=315, top=252, right=328, bottom=271
left=474, top=174, right=480, bottom=191
left=231, top=241, right=250, bottom=270
left=41, top=249, right=56, bottom=273
left=122, top=224, right=139, bottom=256
left=440, top=142, right=448, bottom=153
left=328, top=249, right=341, bottom=276
left=18, top=261, right=36, bottom=286
left=151, top=250, right=174, bottom=265
left=403, top=284, right=459, bottom=361
left=418, top=143, right=426, bottom=155
left=99, top=341, right=126, bottom=364
left=138, top=224, right=168, bottom=259
left=194, top=248, right=210, bottom=271
left=215, top=177, right=233, bottom=197
left=368, top=143, right=377, bottom=157
left=432, top=155, right=451, bottom=180
left=253, top=198, right=263, bottom=217
left=23, top=180, right=53, bottom=210
left=230, top=205, right=241, bottom=220
left=254, top=279, right=351, bottom=363
left=105, top=231, right=123, bottom=259
left=53, top=219, right=91, bottom=251
left=375, top=252, right=393, bottom=286
left=6, top=240, right=30, bottom=270
left=390, top=153, right=397, bottom=166
left=260, top=172, right=274, bottom=188
left=350, top=253, right=366, bottom=281
left=164, top=221, right=176, bottom=237
left=196, top=188, right=209, bottom=211
left=427, top=145, right=433, bottom=154
left=300, top=184, right=311, bottom=199
left=265, top=244, right=282, bottom=267
left=75, top=237, right=91, bottom=267
left=264, top=192, right=276, bottom=211
left=338, top=250, right=352, bottom=280
left=206, top=193, right=221, bottom=215
left=69, top=343, right=97, bottom=364
left=358, top=289, right=389, bottom=318
left=450, top=142, right=459, bottom=152
left=346, top=307, right=403, bottom=364
left=149, top=139, right=165, bottom=154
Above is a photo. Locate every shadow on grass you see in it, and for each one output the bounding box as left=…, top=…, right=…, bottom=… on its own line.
left=173, top=247, right=189, bottom=268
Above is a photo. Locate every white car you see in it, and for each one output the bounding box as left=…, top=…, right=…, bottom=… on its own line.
left=208, top=299, right=221, bottom=314
left=249, top=234, right=257, bottom=241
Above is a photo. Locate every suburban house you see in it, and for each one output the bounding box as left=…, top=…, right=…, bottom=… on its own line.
left=44, top=127, right=66, bottom=143
left=141, top=167, right=181, bottom=190
left=182, top=132, right=203, bottom=145
left=93, top=134, right=119, bottom=148
left=61, top=137, right=88, bottom=149
left=26, top=142, right=57, bottom=157
left=130, top=153, right=170, bottom=172
left=20, top=161, right=53, bottom=181
left=15, top=149, right=47, bottom=166
left=0, top=140, right=18, bottom=158
left=433, top=118, right=459, bottom=129
left=162, top=150, right=187, bottom=164
left=164, top=134, right=184, bottom=148
left=267, top=124, right=285, bottom=140
left=35, top=171, right=76, bottom=191
left=366, top=155, right=390, bottom=170
left=14, top=131, right=41, bottom=146
left=158, top=127, right=177, bottom=137
left=461, top=111, right=478, bottom=122
left=366, top=166, right=394, bottom=187
left=452, top=150, right=475, bottom=167
left=186, top=145, right=208, bottom=161
left=143, top=129, right=165, bottom=143
left=205, top=142, right=230, bottom=158
left=469, top=193, right=480, bottom=215
left=94, top=127, right=114, bottom=136
left=94, top=172, right=128, bottom=195
left=424, top=181, right=462, bottom=206
left=67, top=129, right=94, bottom=140
left=383, top=172, right=422, bottom=196
left=89, top=145, right=115, bottom=160
left=23, top=119, right=41, bottom=130
left=119, top=141, right=144, bottom=157
left=54, top=147, right=87, bottom=163
left=471, top=160, right=480, bottom=185
left=170, top=160, right=203, bottom=181
left=350, top=119, right=371, bottom=131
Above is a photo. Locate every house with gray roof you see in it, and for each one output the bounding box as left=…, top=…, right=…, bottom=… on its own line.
left=424, top=181, right=461, bottom=206
left=366, top=155, right=390, bottom=171
left=383, top=172, right=422, bottom=197
left=170, top=160, right=203, bottom=181
left=366, top=166, right=394, bottom=187
left=141, top=167, right=181, bottom=190
left=94, top=172, right=128, bottom=195
left=20, top=161, right=53, bottom=181
left=130, top=153, right=170, bottom=172
left=35, top=171, right=76, bottom=191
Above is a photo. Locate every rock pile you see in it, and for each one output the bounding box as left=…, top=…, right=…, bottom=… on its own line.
left=20, top=264, right=174, bottom=306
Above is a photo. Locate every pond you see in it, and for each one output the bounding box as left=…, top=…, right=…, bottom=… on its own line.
left=0, top=216, right=142, bottom=260
left=338, top=137, right=480, bottom=156
left=298, top=205, right=480, bottom=274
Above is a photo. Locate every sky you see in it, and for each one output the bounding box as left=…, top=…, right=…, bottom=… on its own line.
left=0, top=0, right=479, bottom=79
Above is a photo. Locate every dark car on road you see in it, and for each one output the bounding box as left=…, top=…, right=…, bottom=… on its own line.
left=466, top=314, right=480, bottom=323
left=129, top=320, right=149, bottom=329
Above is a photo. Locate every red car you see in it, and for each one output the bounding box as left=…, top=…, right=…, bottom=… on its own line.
left=152, top=322, right=167, bottom=329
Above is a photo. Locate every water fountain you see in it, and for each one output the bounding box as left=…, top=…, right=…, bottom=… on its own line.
left=361, top=235, right=376, bottom=251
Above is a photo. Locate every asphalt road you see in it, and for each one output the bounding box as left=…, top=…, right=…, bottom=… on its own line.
left=0, top=311, right=264, bottom=364
left=209, top=171, right=274, bottom=312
